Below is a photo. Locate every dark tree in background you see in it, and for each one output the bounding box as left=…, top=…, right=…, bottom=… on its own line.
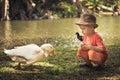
left=0, top=0, right=35, bottom=20
left=9, top=0, right=35, bottom=20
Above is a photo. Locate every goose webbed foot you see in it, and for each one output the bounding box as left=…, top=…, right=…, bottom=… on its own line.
left=29, top=65, right=39, bottom=71
left=18, top=63, right=24, bottom=69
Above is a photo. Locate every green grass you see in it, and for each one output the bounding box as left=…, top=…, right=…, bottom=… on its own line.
left=0, top=45, right=120, bottom=80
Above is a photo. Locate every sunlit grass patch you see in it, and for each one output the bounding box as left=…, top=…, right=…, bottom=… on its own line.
left=0, top=67, right=15, bottom=72
left=34, top=62, right=56, bottom=67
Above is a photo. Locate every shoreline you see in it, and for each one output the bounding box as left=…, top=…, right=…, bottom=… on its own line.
left=99, top=11, right=119, bottom=16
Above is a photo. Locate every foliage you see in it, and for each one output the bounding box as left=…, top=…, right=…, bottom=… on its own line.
left=57, top=1, right=77, bottom=17
left=85, top=0, right=101, bottom=9
left=0, top=0, right=120, bottom=20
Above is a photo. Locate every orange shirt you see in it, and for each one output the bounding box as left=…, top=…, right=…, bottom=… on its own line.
left=83, top=32, right=108, bottom=55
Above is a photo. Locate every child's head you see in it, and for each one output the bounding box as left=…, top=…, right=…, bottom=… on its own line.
left=76, top=14, right=98, bottom=28
left=76, top=14, right=98, bottom=36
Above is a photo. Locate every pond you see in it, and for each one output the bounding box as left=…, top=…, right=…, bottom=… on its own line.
left=0, top=16, right=120, bottom=49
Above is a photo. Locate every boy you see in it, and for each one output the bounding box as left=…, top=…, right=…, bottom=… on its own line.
left=76, top=14, right=108, bottom=69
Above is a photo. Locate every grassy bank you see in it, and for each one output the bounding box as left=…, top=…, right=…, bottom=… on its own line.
left=0, top=45, right=120, bottom=80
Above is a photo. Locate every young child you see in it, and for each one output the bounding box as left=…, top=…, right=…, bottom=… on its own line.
left=76, top=14, right=108, bottom=68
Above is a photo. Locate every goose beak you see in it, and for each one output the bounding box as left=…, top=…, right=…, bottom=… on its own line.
left=50, top=50, right=56, bottom=56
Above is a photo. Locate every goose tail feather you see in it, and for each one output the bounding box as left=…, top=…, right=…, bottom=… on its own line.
left=4, top=49, right=11, bottom=54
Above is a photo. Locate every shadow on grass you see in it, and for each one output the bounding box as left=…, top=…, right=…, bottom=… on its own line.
left=0, top=45, right=120, bottom=80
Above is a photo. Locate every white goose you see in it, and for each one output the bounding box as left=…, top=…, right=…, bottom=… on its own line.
left=4, top=43, right=56, bottom=71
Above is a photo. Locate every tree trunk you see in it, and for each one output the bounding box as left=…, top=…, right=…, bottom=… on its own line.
left=73, top=0, right=82, bottom=17
left=1, top=0, right=10, bottom=20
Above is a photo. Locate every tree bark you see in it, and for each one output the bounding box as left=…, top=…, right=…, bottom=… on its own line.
left=73, top=0, right=82, bottom=17
left=1, top=0, right=10, bottom=20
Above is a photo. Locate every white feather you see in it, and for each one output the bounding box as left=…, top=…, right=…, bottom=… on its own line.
left=4, top=43, right=54, bottom=65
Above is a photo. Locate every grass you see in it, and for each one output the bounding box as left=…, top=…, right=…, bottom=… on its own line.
left=0, top=45, right=120, bottom=80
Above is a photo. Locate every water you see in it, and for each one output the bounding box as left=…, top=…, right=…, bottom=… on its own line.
left=97, top=16, right=120, bottom=46
left=0, top=16, right=120, bottom=49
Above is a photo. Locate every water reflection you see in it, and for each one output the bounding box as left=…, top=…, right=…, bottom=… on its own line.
left=97, top=16, right=120, bottom=45
left=0, top=16, right=120, bottom=49
left=4, top=21, right=12, bottom=48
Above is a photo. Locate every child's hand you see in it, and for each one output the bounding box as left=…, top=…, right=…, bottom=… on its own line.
left=81, top=42, right=91, bottom=50
left=80, top=42, right=85, bottom=47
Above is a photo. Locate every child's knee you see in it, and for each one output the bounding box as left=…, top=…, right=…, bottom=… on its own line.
left=88, top=50, right=95, bottom=53
left=88, top=50, right=103, bottom=63
left=77, top=48, right=82, bottom=56
left=77, top=53, right=80, bottom=57
left=88, top=50, right=95, bottom=56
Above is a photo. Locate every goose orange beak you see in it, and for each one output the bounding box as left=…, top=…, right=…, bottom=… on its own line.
left=50, top=50, right=56, bottom=56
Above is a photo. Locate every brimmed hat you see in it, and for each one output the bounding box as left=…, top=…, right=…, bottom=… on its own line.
left=75, top=19, right=91, bottom=25
left=75, top=14, right=98, bottom=28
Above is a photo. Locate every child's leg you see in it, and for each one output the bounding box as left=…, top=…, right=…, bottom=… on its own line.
left=77, top=48, right=91, bottom=65
left=88, top=50, right=107, bottom=65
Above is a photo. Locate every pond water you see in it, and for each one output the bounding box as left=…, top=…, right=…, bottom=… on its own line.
left=0, top=16, right=120, bottom=49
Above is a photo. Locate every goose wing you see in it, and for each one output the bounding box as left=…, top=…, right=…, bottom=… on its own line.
left=4, top=44, right=41, bottom=60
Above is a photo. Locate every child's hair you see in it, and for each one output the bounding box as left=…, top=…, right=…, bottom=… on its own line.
left=81, top=14, right=98, bottom=28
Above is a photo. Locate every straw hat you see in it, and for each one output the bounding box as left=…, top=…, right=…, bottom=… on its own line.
left=76, top=14, right=98, bottom=28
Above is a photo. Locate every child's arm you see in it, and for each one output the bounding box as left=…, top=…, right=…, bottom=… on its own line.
left=81, top=44, right=105, bottom=52
left=88, top=45, right=105, bottom=52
